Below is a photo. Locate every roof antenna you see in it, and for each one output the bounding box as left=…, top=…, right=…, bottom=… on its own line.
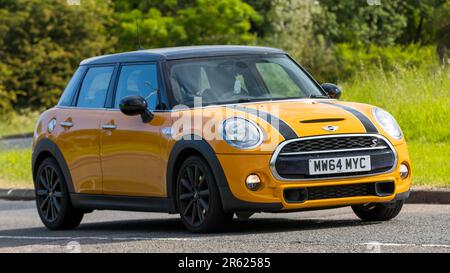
left=135, top=17, right=143, bottom=50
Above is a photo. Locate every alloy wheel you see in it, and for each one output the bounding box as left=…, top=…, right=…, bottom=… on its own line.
left=36, top=165, right=62, bottom=223
left=178, top=164, right=210, bottom=226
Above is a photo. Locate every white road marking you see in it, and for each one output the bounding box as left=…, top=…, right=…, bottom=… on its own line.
left=360, top=242, right=450, bottom=248
left=1, top=236, right=450, bottom=249
left=422, top=244, right=450, bottom=248
left=0, top=235, right=203, bottom=241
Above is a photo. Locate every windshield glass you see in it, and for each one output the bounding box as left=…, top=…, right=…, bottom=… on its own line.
left=168, top=54, right=326, bottom=107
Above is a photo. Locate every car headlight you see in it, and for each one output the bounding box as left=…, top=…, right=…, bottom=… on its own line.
left=372, top=108, right=403, bottom=140
left=222, top=117, right=263, bottom=149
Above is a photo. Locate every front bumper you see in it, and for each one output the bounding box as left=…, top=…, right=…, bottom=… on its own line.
left=216, top=142, right=412, bottom=212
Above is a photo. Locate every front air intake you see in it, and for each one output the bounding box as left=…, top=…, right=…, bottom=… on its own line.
left=283, top=181, right=395, bottom=203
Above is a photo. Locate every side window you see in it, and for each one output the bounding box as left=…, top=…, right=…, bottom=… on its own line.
left=256, top=63, right=301, bottom=97
left=76, top=66, right=114, bottom=108
left=58, top=66, right=86, bottom=106
left=114, top=64, right=159, bottom=110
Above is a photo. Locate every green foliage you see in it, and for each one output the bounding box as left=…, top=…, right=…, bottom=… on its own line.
left=261, top=0, right=337, bottom=83
left=436, top=0, right=450, bottom=61
left=0, top=0, right=448, bottom=110
left=0, top=110, right=39, bottom=138
left=408, top=141, right=450, bottom=187
left=335, top=44, right=439, bottom=80
left=0, top=62, right=15, bottom=112
left=318, top=0, right=447, bottom=48
left=0, top=148, right=32, bottom=187
left=396, top=0, right=447, bottom=45
left=342, top=62, right=450, bottom=143
left=0, top=0, right=115, bottom=109
left=258, top=0, right=449, bottom=81
left=115, top=0, right=260, bottom=51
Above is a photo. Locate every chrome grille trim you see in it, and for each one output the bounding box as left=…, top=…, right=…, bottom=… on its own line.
left=279, top=146, right=388, bottom=156
left=269, top=134, right=398, bottom=181
left=279, top=135, right=386, bottom=153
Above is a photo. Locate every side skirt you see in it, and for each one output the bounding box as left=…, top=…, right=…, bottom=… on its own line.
left=70, top=193, right=177, bottom=213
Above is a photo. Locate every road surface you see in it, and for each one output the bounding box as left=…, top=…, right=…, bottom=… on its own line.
left=0, top=200, right=449, bottom=253
left=0, top=137, right=32, bottom=150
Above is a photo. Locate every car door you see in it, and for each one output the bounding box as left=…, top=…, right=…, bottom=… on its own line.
left=55, top=65, right=115, bottom=194
left=100, top=63, right=167, bottom=197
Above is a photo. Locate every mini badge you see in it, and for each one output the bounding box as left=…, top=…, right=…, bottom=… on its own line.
left=322, top=125, right=339, bottom=132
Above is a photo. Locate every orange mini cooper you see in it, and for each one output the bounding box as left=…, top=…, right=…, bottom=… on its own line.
left=32, top=46, right=412, bottom=232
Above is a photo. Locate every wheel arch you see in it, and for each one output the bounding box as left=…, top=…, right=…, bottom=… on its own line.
left=32, top=138, right=75, bottom=193
left=166, top=135, right=283, bottom=213
left=166, top=135, right=227, bottom=211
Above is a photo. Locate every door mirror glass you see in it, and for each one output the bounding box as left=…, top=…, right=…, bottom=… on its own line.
left=321, top=83, right=342, bottom=99
left=119, top=95, right=153, bottom=123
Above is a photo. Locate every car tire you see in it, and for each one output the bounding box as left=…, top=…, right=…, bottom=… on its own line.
left=35, top=158, right=84, bottom=230
left=176, top=156, right=233, bottom=233
left=352, top=200, right=404, bottom=222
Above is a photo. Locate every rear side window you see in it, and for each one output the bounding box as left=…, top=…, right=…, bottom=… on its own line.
left=76, top=66, right=114, bottom=108
left=58, top=66, right=86, bottom=106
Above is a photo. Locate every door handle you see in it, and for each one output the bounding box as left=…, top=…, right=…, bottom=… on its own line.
left=60, top=121, right=73, bottom=128
left=102, top=124, right=117, bottom=130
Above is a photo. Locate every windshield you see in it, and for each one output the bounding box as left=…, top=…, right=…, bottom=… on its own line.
left=167, top=54, right=326, bottom=107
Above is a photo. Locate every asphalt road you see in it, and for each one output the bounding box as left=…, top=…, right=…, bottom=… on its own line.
left=0, top=200, right=449, bottom=253
left=0, top=137, right=32, bottom=150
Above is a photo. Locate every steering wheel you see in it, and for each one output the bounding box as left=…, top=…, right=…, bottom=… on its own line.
left=143, top=81, right=158, bottom=101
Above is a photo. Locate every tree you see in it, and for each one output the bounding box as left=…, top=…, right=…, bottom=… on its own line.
left=262, top=0, right=337, bottom=82
left=114, top=0, right=261, bottom=51
left=243, top=0, right=272, bottom=37
left=0, top=0, right=115, bottom=110
left=435, top=0, right=450, bottom=63
left=397, top=0, right=446, bottom=45
left=318, top=0, right=448, bottom=49
left=318, top=0, right=409, bottom=48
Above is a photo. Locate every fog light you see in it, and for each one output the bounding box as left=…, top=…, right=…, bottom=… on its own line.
left=245, top=174, right=261, bottom=191
left=399, top=163, right=409, bottom=179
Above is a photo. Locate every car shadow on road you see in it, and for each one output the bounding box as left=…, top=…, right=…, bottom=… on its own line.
left=0, top=216, right=381, bottom=249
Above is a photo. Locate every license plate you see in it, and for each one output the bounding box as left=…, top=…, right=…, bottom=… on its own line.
left=309, top=156, right=371, bottom=175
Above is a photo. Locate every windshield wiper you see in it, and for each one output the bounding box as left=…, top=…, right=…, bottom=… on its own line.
left=237, top=98, right=252, bottom=103
left=308, top=94, right=329, bottom=99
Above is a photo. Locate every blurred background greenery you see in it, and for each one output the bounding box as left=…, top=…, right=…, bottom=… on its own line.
left=0, top=0, right=449, bottom=188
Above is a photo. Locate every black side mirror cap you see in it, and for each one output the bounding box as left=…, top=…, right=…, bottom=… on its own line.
left=321, top=83, right=342, bottom=99
left=119, top=95, right=154, bottom=123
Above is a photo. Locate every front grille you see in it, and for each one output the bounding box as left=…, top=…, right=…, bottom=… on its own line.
left=280, top=135, right=386, bottom=154
left=272, top=134, right=396, bottom=180
left=283, top=182, right=395, bottom=203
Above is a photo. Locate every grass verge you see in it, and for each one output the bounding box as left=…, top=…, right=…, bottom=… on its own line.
left=408, top=141, right=450, bottom=187
left=0, top=148, right=32, bottom=188
left=0, top=110, right=40, bottom=138
left=0, top=142, right=449, bottom=189
left=341, top=64, right=450, bottom=143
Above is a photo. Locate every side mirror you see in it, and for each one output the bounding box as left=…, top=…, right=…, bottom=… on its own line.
left=321, top=83, right=342, bottom=99
left=119, top=95, right=153, bottom=123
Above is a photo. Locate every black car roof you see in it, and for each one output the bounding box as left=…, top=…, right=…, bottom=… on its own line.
left=80, top=45, right=285, bottom=65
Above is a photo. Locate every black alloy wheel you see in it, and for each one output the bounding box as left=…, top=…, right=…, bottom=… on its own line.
left=36, top=164, right=62, bottom=223
left=35, top=158, right=84, bottom=230
left=177, top=156, right=232, bottom=232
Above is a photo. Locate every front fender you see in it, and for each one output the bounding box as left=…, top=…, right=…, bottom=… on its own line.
left=166, top=135, right=282, bottom=212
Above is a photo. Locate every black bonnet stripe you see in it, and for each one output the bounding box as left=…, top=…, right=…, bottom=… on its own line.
left=228, top=105, right=298, bottom=140
left=321, top=102, right=378, bottom=133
